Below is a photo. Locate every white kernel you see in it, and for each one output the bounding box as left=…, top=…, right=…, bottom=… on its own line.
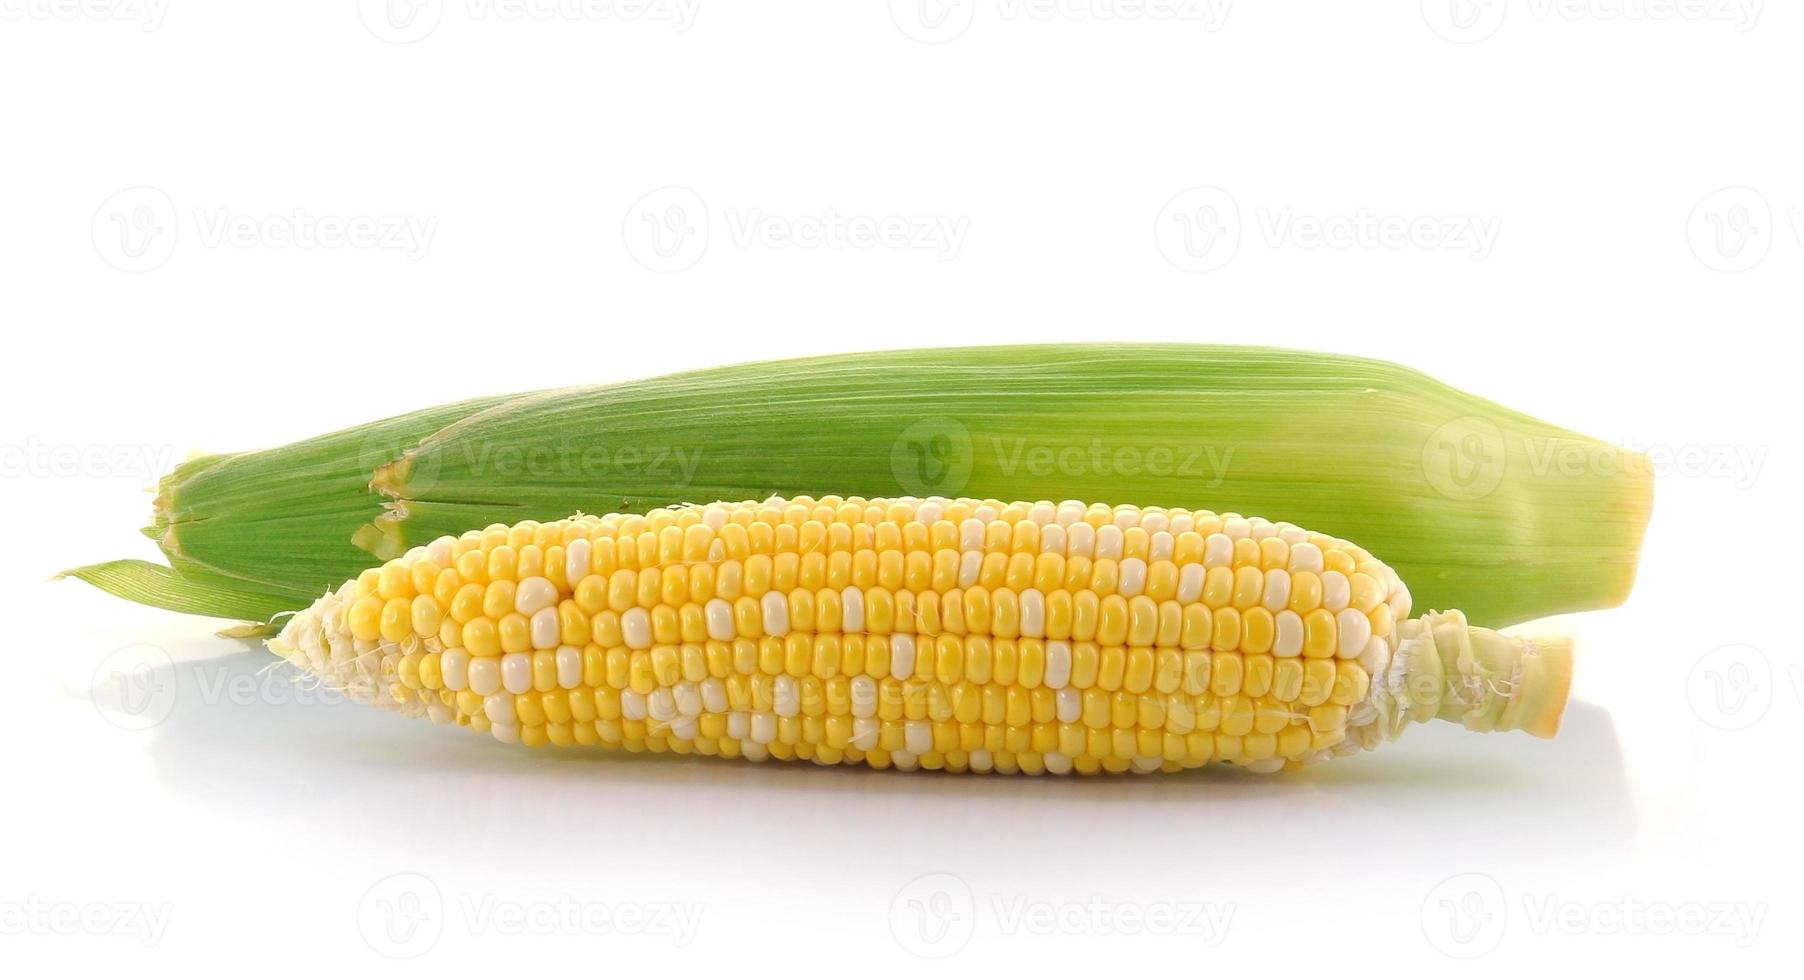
left=1039, top=523, right=1066, bottom=556
left=741, top=742, right=770, bottom=761
left=915, top=501, right=943, bottom=525
left=1322, top=571, right=1350, bottom=612
left=726, top=711, right=750, bottom=739
left=703, top=505, right=729, bottom=530
left=1223, top=516, right=1251, bottom=540
left=666, top=716, right=697, bottom=740
left=564, top=539, right=591, bottom=587
left=1096, top=525, right=1125, bottom=560
left=1131, top=756, right=1162, bottom=773
left=514, top=577, right=558, bottom=616
left=621, top=608, right=652, bottom=649
left=1288, top=542, right=1324, bottom=574
left=1359, top=635, right=1390, bottom=675
left=1055, top=502, right=1085, bottom=526
left=891, top=751, right=919, bottom=771
left=960, top=519, right=986, bottom=551
left=427, top=703, right=453, bottom=725
left=1389, top=580, right=1413, bottom=621
left=704, top=598, right=735, bottom=641
left=1337, top=608, right=1372, bottom=658
left=621, top=690, right=647, bottom=721
left=840, top=586, right=864, bottom=632
left=973, top=505, right=998, bottom=523
left=1274, top=610, right=1305, bottom=657
left=1066, top=522, right=1096, bottom=558
left=530, top=607, right=559, bottom=649
left=760, top=591, right=789, bottom=637
left=440, top=647, right=470, bottom=691
left=1028, top=502, right=1055, bottom=525
left=1149, top=532, right=1174, bottom=561
left=500, top=653, right=532, bottom=694
left=1168, top=514, right=1195, bottom=534
left=890, top=635, right=917, bottom=678
left=905, top=720, right=933, bottom=754
left=1141, top=512, right=1169, bottom=535
left=773, top=675, right=799, bottom=717
left=750, top=712, right=776, bottom=744
left=1118, top=558, right=1147, bottom=597
left=850, top=676, right=877, bottom=718
left=673, top=682, right=702, bottom=717
left=1177, top=564, right=1205, bottom=603
left=1056, top=687, right=1082, bottom=723
left=701, top=678, right=727, bottom=713
left=1044, top=641, right=1072, bottom=688
left=851, top=717, right=880, bottom=750
left=555, top=645, right=582, bottom=689
left=468, top=657, right=501, bottom=696
left=490, top=722, right=519, bottom=744
left=959, top=551, right=982, bottom=588
left=1249, top=518, right=1276, bottom=539
left=1204, top=533, right=1233, bottom=567
left=1278, top=524, right=1307, bottom=544
left=969, top=748, right=994, bottom=771
left=426, top=536, right=456, bottom=568
left=484, top=692, right=516, bottom=725
left=1044, top=752, right=1073, bottom=775
left=1262, top=568, right=1292, bottom=611
left=1019, top=589, right=1045, bottom=637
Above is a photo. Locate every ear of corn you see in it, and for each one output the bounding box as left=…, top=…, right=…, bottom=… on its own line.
left=73, top=345, right=1651, bottom=630
left=269, top=496, right=1573, bottom=774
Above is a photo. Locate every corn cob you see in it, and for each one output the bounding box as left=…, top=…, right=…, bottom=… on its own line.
left=269, top=495, right=1572, bottom=774
left=80, top=345, right=1653, bottom=630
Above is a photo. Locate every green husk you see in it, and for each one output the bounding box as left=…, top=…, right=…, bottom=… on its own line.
left=71, top=344, right=1652, bottom=629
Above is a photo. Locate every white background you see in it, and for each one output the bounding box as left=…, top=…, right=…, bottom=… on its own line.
left=2, top=0, right=1798, bottom=973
